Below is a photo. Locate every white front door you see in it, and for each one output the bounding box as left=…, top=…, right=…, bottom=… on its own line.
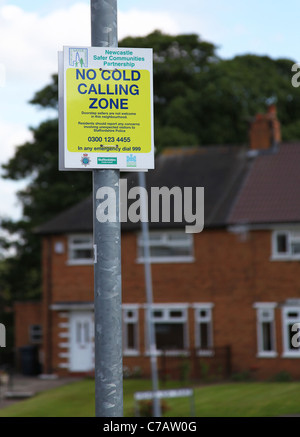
left=69, top=311, right=94, bottom=372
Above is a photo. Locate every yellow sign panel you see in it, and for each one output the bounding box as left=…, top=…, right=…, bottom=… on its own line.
left=66, top=68, right=152, bottom=154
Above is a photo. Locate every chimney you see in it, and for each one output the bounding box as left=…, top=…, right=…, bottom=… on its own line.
left=249, top=104, right=281, bottom=150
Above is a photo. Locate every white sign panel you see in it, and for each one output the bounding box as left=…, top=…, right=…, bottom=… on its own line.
left=134, top=388, right=194, bottom=400
left=59, top=46, right=154, bottom=171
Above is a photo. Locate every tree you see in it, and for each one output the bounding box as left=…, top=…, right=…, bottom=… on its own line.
left=1, top=74, right=92, bottom=304
left=120, top=30, right=219, bottom=150
left=190, top=55, right=300, bottom=145
left=1, top=31, right=300, bottom=306
left=0, top=31, right=220, bottom=304
left=119, top=31, right=300, bottom=148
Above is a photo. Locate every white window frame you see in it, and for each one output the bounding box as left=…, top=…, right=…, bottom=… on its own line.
left=272, top=230, right=300, bottom=261
left=137, top=230, right=194, bottom=264
left=122, top=305, right=139, bottom=356
left=253, top=303, right=277, bottom=358
left=145, top=304, right=189, bottom=356
left=67, top=234, right=93, bottom=265
left=282, top=306, right=300, bottom=357
left=193, top=303, right=214, bottom=356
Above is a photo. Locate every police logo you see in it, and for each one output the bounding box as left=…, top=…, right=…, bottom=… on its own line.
left=81, top=153, right=91, bottom=167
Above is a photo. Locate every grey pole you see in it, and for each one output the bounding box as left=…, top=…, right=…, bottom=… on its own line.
left=91, top=0, right=123, bottom=417
left=138, top=171, right=161, bottom=417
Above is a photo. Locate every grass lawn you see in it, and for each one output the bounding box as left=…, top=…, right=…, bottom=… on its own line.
left=0, top=378, right=300, bottom=417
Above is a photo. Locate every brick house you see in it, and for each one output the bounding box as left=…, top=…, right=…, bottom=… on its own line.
left=14, top=106, right=300, bottom=381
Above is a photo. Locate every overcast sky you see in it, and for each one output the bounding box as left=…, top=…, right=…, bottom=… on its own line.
left=0, top=0, right=300, bottom=220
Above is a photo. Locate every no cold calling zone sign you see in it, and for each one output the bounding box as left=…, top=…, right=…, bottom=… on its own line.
left=58, top=46, right=154, bottom=171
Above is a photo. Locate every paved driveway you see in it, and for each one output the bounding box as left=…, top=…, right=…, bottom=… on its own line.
left=0, top=374, right=81, bottom=409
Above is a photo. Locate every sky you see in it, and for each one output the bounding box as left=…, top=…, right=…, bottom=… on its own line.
left=0, top=0, right=300, bottom=222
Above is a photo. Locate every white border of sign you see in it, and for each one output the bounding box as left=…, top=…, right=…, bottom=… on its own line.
left=58, top=46, right=154, bottom=172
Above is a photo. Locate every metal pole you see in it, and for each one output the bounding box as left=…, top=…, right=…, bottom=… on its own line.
left=91, top=0, right=123, bottom=417
left=138, top=171, right=161, bottom=417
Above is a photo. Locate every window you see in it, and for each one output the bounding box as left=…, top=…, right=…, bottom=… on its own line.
left=76, top=321, right=90, bottom=344
left=253, top=303, right=277, bottom=357
left=29, top=324, right=42, bottom=344
left=146, top=305, right=188, bottom=355
left=282, top=306, right=300, bottom=357
left=123, top=306, right=139, bottom=355
left=68, top=234, right=93, bottom=265
left=137, top=230, right=194, bottom=263
left=194, top=304, right=214, bottom=356
left=272, top=230, right=300, bottom=260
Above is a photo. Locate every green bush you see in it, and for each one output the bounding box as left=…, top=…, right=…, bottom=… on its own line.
left=271, top=371, right=292, bottom=382
left=138, top=400, right=170, bottom=417
left=199, top=361, right=210, bottom=381
left=179, top=360, right=191, bottom=383
left=231, top=370, right=252, bottom=382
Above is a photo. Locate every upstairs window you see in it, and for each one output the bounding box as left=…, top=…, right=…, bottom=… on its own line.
left=68, top=234, right=93, bottom=265
left=272, top=230, right=300, bottom=260
left=137, top=230, right=194, bottom=263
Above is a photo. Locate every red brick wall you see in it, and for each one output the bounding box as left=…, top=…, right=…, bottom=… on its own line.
left=51, top=235, right=94, bottom=303
left=41, top=235, right=94, bottom=373
left=41, top=236, right=51, bottom=374
left=249, top=105, right=281, bottom=150
left=14, top=301, right=42, bottom=348
left=51, top=310, right=69, bottom=375
left=41, top=228, right=300, bottom=380
left=14, top=301, right=43, bottom=372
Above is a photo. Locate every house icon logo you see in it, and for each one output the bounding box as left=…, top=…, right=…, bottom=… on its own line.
left=69, top=48, right=88, bottom=68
